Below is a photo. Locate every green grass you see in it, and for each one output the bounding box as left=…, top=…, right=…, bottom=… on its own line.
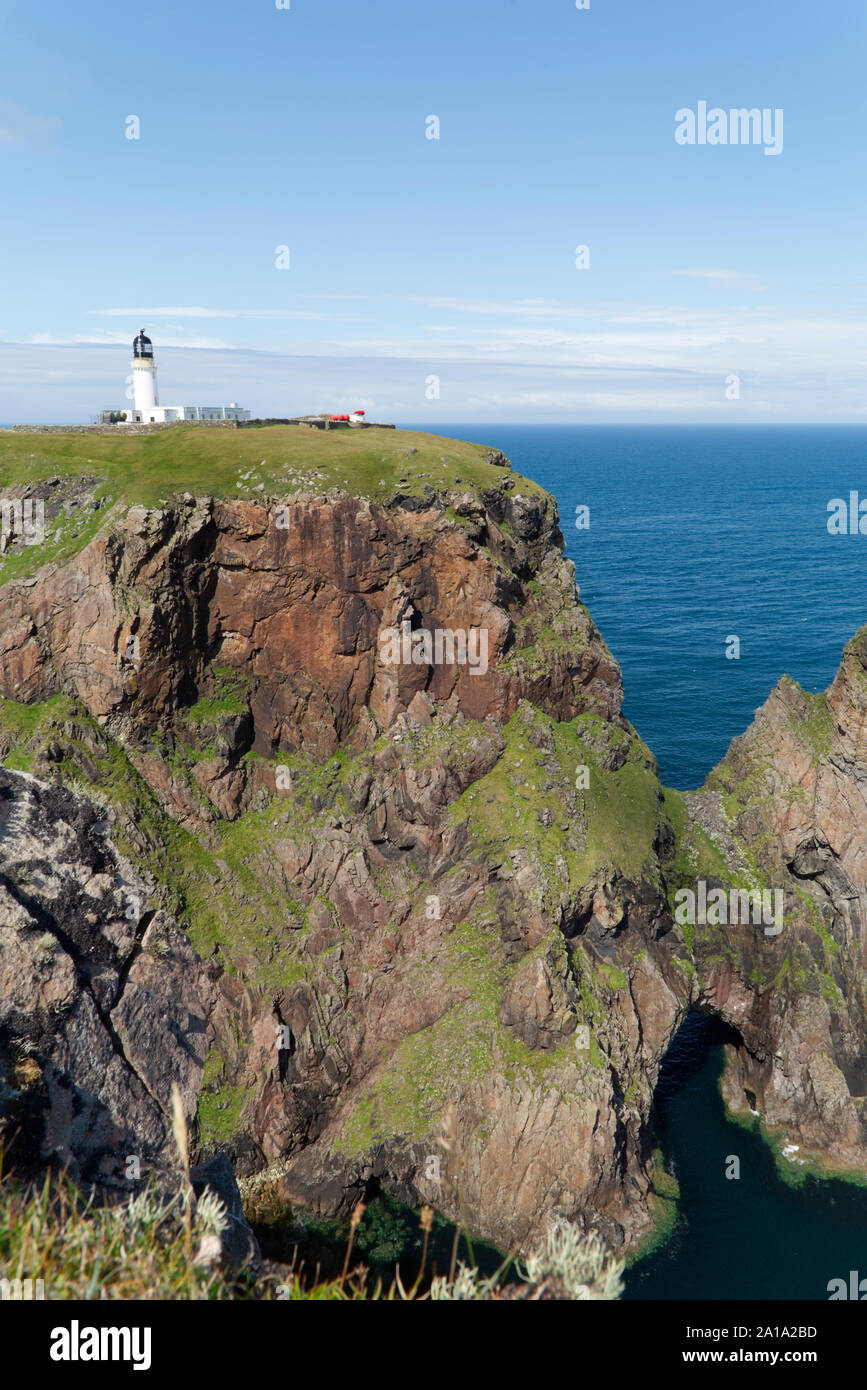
left=337, top=998, right=498, bottom=1152
left=0, top=424, right=533, bottom=510
left=0, top=425, right=544, bottom=588
left=197, top=1075, right=256, bottom=1149
left=0, top=1171, right=243, bottom=1300
left=449, top=704, right=662, bottom=896
left=0, top=692, right=75, bottom=735
left=184, top=666, right=248, bottom=724
left=792, top=685, right=835, bottom=758
left=0, top=1168, right=622, bottom=1300
left=0, top=490, right=116, bottom=588
left=0, top=692, right=314, bottom=993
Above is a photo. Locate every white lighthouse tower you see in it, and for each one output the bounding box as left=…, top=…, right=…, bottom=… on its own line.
left=131, top=329, right=158, bottom=419
left=98, top=327, right=250, bottom=425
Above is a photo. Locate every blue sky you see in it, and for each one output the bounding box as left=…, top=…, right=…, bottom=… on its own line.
left=1, top=0, right=865, bottom=422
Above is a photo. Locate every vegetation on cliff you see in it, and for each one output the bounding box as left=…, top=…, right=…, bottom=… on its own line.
left=4, top=425, right=867, bottom=1289
left=0, top=425, right=544, bottom=586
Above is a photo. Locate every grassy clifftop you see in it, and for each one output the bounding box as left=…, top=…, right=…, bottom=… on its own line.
left=0, top=424, right=537, bottom=509
left=0, top=424, right=547, bottom=589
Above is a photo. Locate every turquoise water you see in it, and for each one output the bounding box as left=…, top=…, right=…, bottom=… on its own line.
left=623, top=1014, right=867, bottom=1301
left=416, top=424, right=867, bottom=1300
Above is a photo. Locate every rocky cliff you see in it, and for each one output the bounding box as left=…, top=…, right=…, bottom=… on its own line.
left=0, top=767, right=209, bottom=1179
left=2, top=426, right=866, bottom=1257
left=683, top=634, right=867, bottom=1167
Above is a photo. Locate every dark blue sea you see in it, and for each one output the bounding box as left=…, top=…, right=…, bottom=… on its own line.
left=416, top=425, right=867, bottom=1300
left=419, top=424, right=867, bottom=790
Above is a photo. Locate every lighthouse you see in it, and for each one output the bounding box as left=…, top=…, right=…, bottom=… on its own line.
left=131, top=329, right=158, bottom=419
left=98, top=328, right=250, bottom=424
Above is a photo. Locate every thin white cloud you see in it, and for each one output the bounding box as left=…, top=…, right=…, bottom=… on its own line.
left=9, top=295, right=867, bottom=424
left=89, top=307, right=356, bottom=321
left=28, top=331, right=234, bottom=350
left=27, top=307, right=867, bottom=377
left=406, top=295, right=590, bottom=318
left=2, top=339, right=865, bottom=424
left=470, top=388, right=720, bottom=412
left=672, top=268, right=764, bottom=291
left=608, top=308, right=730, bottom=326
left=0, top=101, right=60, bottom=153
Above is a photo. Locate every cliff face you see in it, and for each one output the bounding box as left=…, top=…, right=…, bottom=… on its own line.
left=0, top=768, right=210, bottom=1179
left=3, top=431, right=867, bottom=1256
left=0, top=486, right=622, bottom=778
left=0, top=445, right=688, bottom=1252
left=683, top=634, right=867, bottom=1165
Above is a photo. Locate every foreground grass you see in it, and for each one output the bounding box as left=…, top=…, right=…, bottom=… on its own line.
left=0, top=1171, right=240, bottom=1301
left=0, top=1169, right=625, bottom=1301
